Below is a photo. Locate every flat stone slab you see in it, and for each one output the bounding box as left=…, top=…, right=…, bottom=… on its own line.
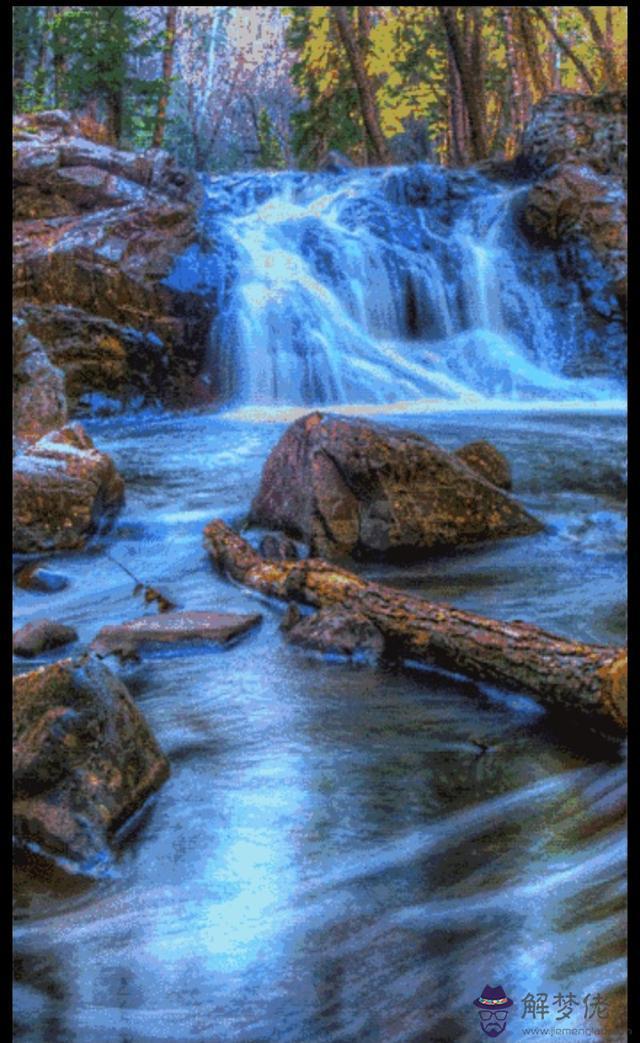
left=90, top=610, right=262, bottom=659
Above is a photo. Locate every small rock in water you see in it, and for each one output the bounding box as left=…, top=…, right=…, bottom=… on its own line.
left=283, top=606, right=385, bottom=663
left=90, top=610, right=262, bottom=660
left=13, top=619, right=78, bottom=658
left=454, top=440, right=512, bottom=490
left=14, top=561, right=69, bottom=593
left=259, top=534, right=299, bottom=561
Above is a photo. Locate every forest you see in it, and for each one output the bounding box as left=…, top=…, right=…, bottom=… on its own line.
left=13, top=6, right=627, bottom=172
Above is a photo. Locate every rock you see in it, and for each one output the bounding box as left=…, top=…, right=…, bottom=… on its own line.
left=13, top=619, right=78, bottom=658
left=14, top=561, right=69, bottom=593
left=15, top=304, right=169, bottom=413
left=259, top=534, right=299, bottom=561
left=13, top=656, right=169, bottom=869
left=13, top=111, right=212, bottom=408
left=318, top=150, right=355, bottom=174
left=13, top=316, right=67, bottom=446
left=282, top=606, right=385, bottom=662
left=90, top=610, right=263, bottom=660
left=13, top=423, right=125, bottom=553
left=249, top=413, right=542, bottom=561
left=518, top=91, right=627, bottom=180
left=454, top=440, right=512, bottom=490
left=516, top=92, right=627, bottom=340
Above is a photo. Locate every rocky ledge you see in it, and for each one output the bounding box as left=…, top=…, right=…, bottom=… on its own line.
left=13, top=110, right=212, bottom=409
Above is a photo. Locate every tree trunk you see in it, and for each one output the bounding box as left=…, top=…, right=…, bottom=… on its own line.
left=515, top=7, right=550, bottom=99
left=52, top=6, right=68, bottom=108
left=532, top=6, right=597, bottom=92
left=438, top=6, right=488, bottom=161
left=332, top=6, right=391, bottom=165
left=203, top=521, right=627, bottom=739
left=152, top=6, right=177, bottom=148
left=500, top=8, right=527, bottom=154
left=577, top=6, right=619, bottom=89
left=447, top=42, right=468, bottom=165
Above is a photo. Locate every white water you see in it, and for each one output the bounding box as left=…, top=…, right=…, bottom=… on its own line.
left=189, top=167, right=625, bottom=410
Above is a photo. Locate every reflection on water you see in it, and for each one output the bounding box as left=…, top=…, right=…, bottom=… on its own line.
left=13, top=408, right=627, bottom=1042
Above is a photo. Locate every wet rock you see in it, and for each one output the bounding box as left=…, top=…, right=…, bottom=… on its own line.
left=282, top=605, right=385, bottom=662
left=454, top=440, right=512, bottom=491
left=13, top=423, right=125, bottom=553
left=521, top=163, right=626, bottom=317
left=13, top=619, right=78, bottom=658
left=249, top=413, right=542, bottom=561
left=15, top=304, right=170, bottom=412
left=13, top=656, right=169, bottom=869
left=13, top=316, right=67, bottom=446
left=259, top=534, right=299, bottom=561
left=90, top=610, right=262, bottom=660
left=13, top=111, right=212, bottom=408
left=14, top=561, right=69, bottom=593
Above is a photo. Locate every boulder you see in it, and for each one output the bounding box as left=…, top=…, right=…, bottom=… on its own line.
left=249, top=413, right=542, bottom=561
left=13, top=111, right=212, bottom=408
left=13, top=423, right=125, bottom=553
left=519, top=91, right=627, bottom=180
left=13, top=656, right=169, bottom=870
left=13, top=316, right=67, bottom=446
left=454, top=440, right=512, bottom=490
left=281, top=604, right=384, bottom=662
left=13, top=619, right=78, bottom=658
left=90, top=610, right=263, bottom=660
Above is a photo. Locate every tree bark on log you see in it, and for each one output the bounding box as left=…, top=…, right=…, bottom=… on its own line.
left=204, top=520, right=627, bottom=738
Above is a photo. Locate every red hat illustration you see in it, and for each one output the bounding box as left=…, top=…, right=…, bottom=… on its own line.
left=474, top=985, right=514, bottom=1010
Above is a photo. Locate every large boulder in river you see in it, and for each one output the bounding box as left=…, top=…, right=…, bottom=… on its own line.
left=13, top=423, right=124, bottom=553
left=249, top=413, right=542, bottom=561
left=13, top=111, right=212, bottom=407
left=13, top=656, right=169, bottom=871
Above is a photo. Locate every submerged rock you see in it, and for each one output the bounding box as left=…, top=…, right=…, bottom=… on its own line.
left=249, top=413, right=542, bottom=561
left=90, top=610, right=262, bottom=660
left=282, top=605, right=385, bottom=662
left=13, top=619, right=78, bottom=658
left=13, top=656, right=169, bottom=869
left=14, top=561, right=69, bottom=593
left=12, top=423, right=125, bottom=553
left=454, top=440, right=512, bottom=490
left=259, top=534, right=299, bottom=561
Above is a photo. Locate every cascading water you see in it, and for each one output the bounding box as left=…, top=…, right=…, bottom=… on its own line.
left=167, top=163, right=625, bottom=411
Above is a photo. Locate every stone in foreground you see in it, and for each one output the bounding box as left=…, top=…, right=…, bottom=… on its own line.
left=249, top=413, right=542, bottom=561
left=12, top=423, right=125, bottom=553
left=13, top=619, right=78, bottom=658
left=90, top=610, right=262, bottom=660
left=13, top=657, right=169, bottom=870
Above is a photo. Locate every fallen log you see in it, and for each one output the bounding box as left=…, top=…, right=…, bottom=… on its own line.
left=204, top=520, right=627, bottom=738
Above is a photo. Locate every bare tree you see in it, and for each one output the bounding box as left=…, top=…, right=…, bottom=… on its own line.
left=153, top=7, right=177, bottom=147
left=577, top=6, right=619, bottom=89
left=438, top=6, right=488, bottom=161
left=531, top=6, right=597, bottom=92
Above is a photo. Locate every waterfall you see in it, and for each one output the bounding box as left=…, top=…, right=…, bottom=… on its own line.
left=166, top=164, right=625, bottom=410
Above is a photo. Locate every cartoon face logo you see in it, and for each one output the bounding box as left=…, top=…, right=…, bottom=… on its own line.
left=474, top=985, right=514, bottom=1036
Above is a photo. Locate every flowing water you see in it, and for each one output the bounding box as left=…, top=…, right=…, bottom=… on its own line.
left=14, top=164, right=627, bottom=1042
